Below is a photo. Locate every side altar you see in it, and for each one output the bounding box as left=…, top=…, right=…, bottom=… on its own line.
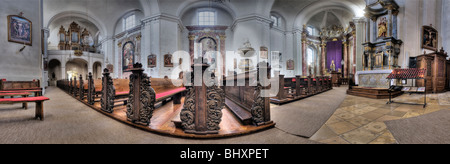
left=347, top=0, right=403, bottom=99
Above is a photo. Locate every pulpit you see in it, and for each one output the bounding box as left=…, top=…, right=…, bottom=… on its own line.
left=331, top=71, right=341, bottom=87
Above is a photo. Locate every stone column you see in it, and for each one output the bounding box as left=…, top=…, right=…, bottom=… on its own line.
left=188, top=35, right=196, bottom=64
left=321, top=38, right=327, bottom=76
left=301, top=28, right=307, bottom=76
left=219, top=35, right=227, bottom=76
left=354, top=18, right=366, bottom=72
left=343, top=38, right=348, bottom=78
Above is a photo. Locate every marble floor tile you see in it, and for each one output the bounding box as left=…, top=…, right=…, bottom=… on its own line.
left=360, top=111, right=385, bottom=121
left=319, top=136, right=350, bottom=144
left=361, top=122, right=386, bottom=134
left=327, top=121, right=358, bottom=135
left=375, top=115, right=401, bottom=122
left=310, top=125, right=337, bottom=141
left=313, top=90, right=450, bottom=144
left=346, top=116, right=372, bottom=127
left=341, top=128, right=379, bottom=144
left=325, top=115, right=343, bottom=124
left=335, top=111, right=357, bottom=120
left=370, top=131, right=397, bottom=144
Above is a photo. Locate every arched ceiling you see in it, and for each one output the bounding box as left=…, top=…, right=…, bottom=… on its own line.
left=270, top=0, right=365, bottom=30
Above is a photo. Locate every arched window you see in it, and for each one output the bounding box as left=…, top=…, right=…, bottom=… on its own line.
left=307, top=46, right=316, bottom=65
left=198, top=11, right=216, bottom=26
left=123, top=14, right=136, bottom=31
left=271, top=15, right=279, bottom=27
left=307, top=25, right=317, bottom=36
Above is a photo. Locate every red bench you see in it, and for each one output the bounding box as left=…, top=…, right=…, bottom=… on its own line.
left=0, top=96, right=50, bottom=120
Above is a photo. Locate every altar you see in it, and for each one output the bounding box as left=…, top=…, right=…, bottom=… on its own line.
left=356, top=70, right=393, bottom=88
left=348, top=69, right=401, bottom=99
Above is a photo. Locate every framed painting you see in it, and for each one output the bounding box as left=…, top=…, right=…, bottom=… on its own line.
left=148, top=54, right=156, bottom=68
left=260, top=46, right=268, bottom=59
left=287, top=59, right=294, bottom=70
left=164, top=54, right=173, bottom=67
left=422, top=25, right=438, bottom=51
left=122, top=41, right=135, bottom=72
left=8, top=15, right=32, bottom=46
left=107, top=64, right=114, bottom=73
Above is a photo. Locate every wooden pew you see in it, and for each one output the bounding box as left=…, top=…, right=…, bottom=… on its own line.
left=0, top=92, right=32, bottom=109
left=270, top=75, right=300, bottom=104
left=125, top=63, right=186, bottom=126
left=222, top=62, right=272, bottom=126
left=0, top=96, right=50, bottom=120
left=98, top=67, right=186, bottom=113
left=0, top=80, right=42, bottom=96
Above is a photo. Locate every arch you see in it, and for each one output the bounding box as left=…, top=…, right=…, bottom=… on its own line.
left=177, top=0, right=237, bottom=21
left=48, top=59, right=62, bottom=86
left=270, top=11, right=287, bottom=30
left=46, top=11, right=107, bottom=39
left=112, top=9, right=145, bottom=35
left=92, top=61, right=103, bottom=79
left=293, top=0, right=364, bottom=30
left=65, top=58, right=89, bottom=80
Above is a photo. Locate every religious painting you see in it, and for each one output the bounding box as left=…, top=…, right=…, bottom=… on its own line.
left=260, top=46, right=268, bottom=59
left=287, top=60, right=294, bottom=70
left=164, top=54, right=173, bottom=67
left=122, top=41, right=135, bottom=72
left=107, top=64, right=114, bottom=73
left=7, top=15, right=32, bottom=46
left=148, top=54, right=156, bottom=68
left=422, top=25, right=438, bottom=51
left=377, top=16, right=388, bottom=38
left=200, top=37, right=217, bottom=64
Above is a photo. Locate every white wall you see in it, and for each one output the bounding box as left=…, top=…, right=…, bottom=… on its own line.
left=441, top=0, right=450, bottom=55
left=0, top=0, right=42, bottom=81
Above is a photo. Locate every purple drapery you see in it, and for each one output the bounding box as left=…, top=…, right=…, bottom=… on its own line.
left=326, top=40, right=343, bottom=72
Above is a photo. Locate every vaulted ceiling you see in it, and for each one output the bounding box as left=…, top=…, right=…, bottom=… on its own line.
left=271, top=0, right=366, bottom=30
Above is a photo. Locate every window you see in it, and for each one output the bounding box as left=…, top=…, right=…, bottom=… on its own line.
left=271, top=15, right=279, bottom=27
left=307, top=47, right=315, bottom=65
left=199, top=11, right=216, bottom=26
left=307, top=26, right=316, bottom=36
left=123, top=14, right=136, bottom=31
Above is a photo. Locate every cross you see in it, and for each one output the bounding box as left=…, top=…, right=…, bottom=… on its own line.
left=19, top=12, right=23, bottom=17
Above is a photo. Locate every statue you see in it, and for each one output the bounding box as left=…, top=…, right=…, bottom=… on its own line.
left=377, top=17, right=387, bottom=38
left=330, top=60, right=336, bottom=72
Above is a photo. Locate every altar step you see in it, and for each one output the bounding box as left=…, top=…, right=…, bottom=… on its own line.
left=347, top=87, right=403, bottom=99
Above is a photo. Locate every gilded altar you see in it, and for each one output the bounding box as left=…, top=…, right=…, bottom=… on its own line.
left=363, top=0, right=402, bottom=71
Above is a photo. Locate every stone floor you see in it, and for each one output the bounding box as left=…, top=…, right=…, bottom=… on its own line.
left=310, top=91, right=450, bottom=144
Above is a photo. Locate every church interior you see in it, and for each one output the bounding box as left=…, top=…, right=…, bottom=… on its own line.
left=1, top=0, right=450, bottom=144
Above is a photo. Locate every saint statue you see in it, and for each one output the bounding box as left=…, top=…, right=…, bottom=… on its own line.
left=378, top=19, right=387, bottom=38
left=330, top=60, right=336, bottom=72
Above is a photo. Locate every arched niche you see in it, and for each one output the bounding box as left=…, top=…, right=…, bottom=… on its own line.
left=48, top=59, right=62, bottom=86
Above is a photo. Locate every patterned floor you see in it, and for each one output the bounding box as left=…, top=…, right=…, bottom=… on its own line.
left=310, top=92, right=450, bottom=144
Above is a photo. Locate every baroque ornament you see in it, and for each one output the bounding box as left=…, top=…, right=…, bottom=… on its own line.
left=180, top=71, right=196, bottom=131
left=100, top=68, right=115, bottom=113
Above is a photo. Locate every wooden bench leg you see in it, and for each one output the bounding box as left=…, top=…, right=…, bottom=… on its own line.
left=22, top=95, right=28, bottom=109
left=35, top=101, right=44, bottom=121
left=173, top=93, right=182, bottom=105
